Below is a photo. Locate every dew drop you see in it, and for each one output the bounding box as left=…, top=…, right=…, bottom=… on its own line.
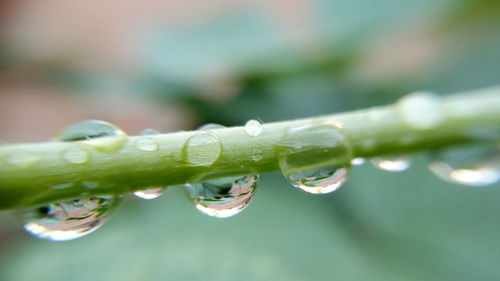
left=397, top=91, right=444, bottom=129
left=277, top=123, right=352, bottom=194
left=251, top=148, right=264, bottom=162
left=57, top=120, right=127, bottom=153
left=6, top=152, right=42, bottom=168
left=428, top=142, right=500, bottom=187
left=134, top=137, right=158, bottom=152
left=18, top=196, right=121, bottom=241
left=351, top=158, right=365, bottom=166
left=140, top=128, right=160, bottom=136
left=185, top=175, right=259, bottom=218
left=62, top=148, right=89, bottom=164
left=245, top=119, right=263, bottom=137
left=133, top=187, right=165, bottom=200
left=285, top=167, right=349, bottom=194
left=370, top=155, right=412, bottom=172
left=182, top=124, right=224, bottom=166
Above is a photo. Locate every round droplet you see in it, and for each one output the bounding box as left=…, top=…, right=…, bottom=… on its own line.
left=286, top=167, right=349, bottom=194
left=185, top=175, right=259, bottom=218
left=133, top=187, right=165, bottom=200
left=62, top=148, right=89, bottom=164
left=134, top=137, right=158, bottom=152
left=351, top=158, right=365, bottom=166
left=182, top=124, right=224, bottom=166
left=140, top=128, right=160, bottom=136
left=245, top=119, right=263, bottom=137
left=251, top=148, right=264, bottom=162
left=397, top=91, right=444, bottom=129
left=277, top=123, right=352, bottom=194
left=370, top=155, right=412, bottom=172
left=18, top=196, right=121, bottom=241
left=6, top=152, right=42, bottom=168
left=198, top=123, right=225, bottom=131
left=428, top=142, right=500, bottom=187
left=57, top=120, right=127, bottom=153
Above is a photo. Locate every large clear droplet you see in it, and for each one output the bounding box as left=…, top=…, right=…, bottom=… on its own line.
left=56, top=120, right=127, bottom=152
left=278, top=123, right=352, bottom=194
left=182, top=123, right=224, bottom=167
left=428, top=142, right=500, bottom=187
left=133, top=187, right=165, bottom=200
left=370, top=155, right=412, bottom=172
left=18, top=196, right=121, bottom=241
left=245, top=119, right=263, bottom=137
left=185, top=175, right=259, bottom=218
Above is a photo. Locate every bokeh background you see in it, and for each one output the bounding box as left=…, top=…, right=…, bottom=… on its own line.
left=1, top=0, right=500, bottom=280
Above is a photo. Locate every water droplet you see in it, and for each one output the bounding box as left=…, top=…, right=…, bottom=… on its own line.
left=397, top=91, right=444, bottom=129
left=52, top=183, right=73, bottom=190
left=18, top=196, right=121, bottom=241
left=134, top=137, right=158, bottom=152
left=371, top=155, right=412, bottom=172
left=62, top=148, right=89, bottom=164
left=182, top=124, right=224, bottom=166
left=198, top=123, right=225, bottom=131
left=6, top=152, right=42, bottom=168
left=351, top=158, right=365, bottom=166
left=251, top=148, right=264, bottom=162
left=133, top=187, right=165, bottom=200
left=428, top=142, right=500, bottom=186
left=82, top=181, right=99, bottom=189
left=285, top=167, right=349, bottom=194
left=185, top=175, right=259, bottom=218
left=57, top=120, right=127, bottom=153
left=140, top=128, right=160, bottom=136
left=277, top=123, right=352, bottom=194
left=245, top=119, right=263, bottom=137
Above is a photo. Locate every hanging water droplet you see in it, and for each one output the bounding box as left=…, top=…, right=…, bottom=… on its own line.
left=286, top=167, right=349, bottom=194
left=62, top=148, right=89, bottom=164
left=185, top=175, right=259, bottom=218
left=133, top=187, right=165, bottom=200
left=351, top=158, right=365, bottom=166
left=277, top=123, right=352, bottom=194
left=245, top=119, right=263, bottom=137
left=18, top=196, right=121, bottom=241
left=428, top=142, right=500, bottom=186
left=370, top=155, right=412, bottom=172
left=57, top=120, right=127, bottom=153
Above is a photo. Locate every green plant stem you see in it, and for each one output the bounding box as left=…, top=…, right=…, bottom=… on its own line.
left=0, top=87, right=499, bottom=210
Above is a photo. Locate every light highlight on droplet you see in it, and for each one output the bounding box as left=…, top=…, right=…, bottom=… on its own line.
left=62, top=148, right=89, bottom=164
left=371, top=155, right=412, bottom=172
left=133, top=187, right=165, bottom=200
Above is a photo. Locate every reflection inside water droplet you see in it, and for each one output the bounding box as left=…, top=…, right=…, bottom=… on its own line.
left=286, top=166, right=349, bottom=194
left=371, top=155, right=412, bottom=172
left=185, top=175, right=259, bottom=218
left=245, top=119, right=262, bottom=137
left=134, top=187, right=165, bottom=200
left=428, top=142, right=500, bottom=186
left=18, top=196, right=121, bottom=241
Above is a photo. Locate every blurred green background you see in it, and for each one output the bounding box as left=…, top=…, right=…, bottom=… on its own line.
left=0, top=0, right=499, bottom=280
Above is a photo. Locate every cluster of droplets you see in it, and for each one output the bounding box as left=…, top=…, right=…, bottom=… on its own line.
left=11, top=116, right=500, bottom=242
